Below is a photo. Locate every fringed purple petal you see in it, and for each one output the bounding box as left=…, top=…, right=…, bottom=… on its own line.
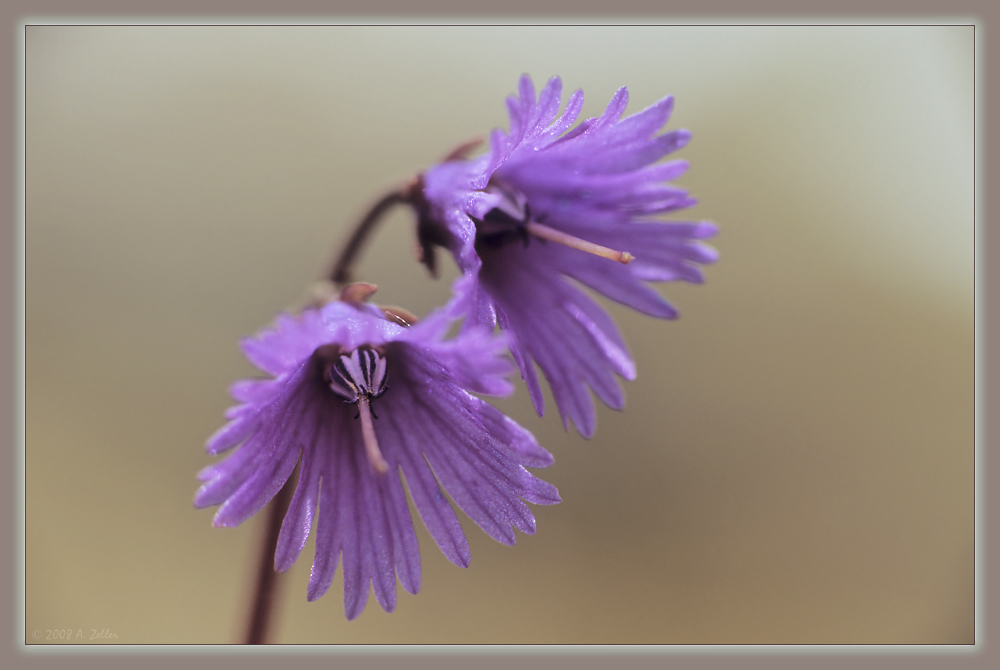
left=274, top=410, right=326, bottom=572
left=538, top=88, right=584, bottom=146
left=524, top=295, right=626, bottom=412
left=383, top=405, right=471, bottom=568
left=464, top=393, right=553, bottom=468
left=606, top=95, right=674, bottom=143
left=306, top=413, right=352, bottom=603
left=477, top=242, right=640, bottom=435
left=630, top=259, right=706, bottom=283
left=212, top=445, right=300, bottom=528
left=517, top=73, right=536, bottom=121
left=447, top=274, right=498, bottom=332
left=204, top=413, right=256, bottom=455
left=549, top=116, right=594, bottom=147
left=335, top=441, right=367, bottom=620
left=533, top=76, right=563, bottom=133
left=498, top=291, right=600, bottom=436
left=538, top=129, right=690, bottom=177
left=358, top=462, right=397, bottom=614
left=417, top=395, right=559, bottom=507
left=239, top=304, right=405, bottom=379
left=392, top=349, right=559, bottom=517
left=553, top=248, right=679, bottom=320
left=591, top=86, right=629, bottom=131
left=496, top=307, right=546, bottom=416
left=564, top=296, right=636, bottom=381
left=399, top=329, right=512, bottom=398
left=197, top=363, right=316, bottom=502
left=505, top=95, right=524, bottom=149
left=229, top=378, right=282, bottom=404
left=399, top=359, right=557, bottom=503
left=380, top=463, right=421, bottom=595
left=504, top=159, right=689, bottom=199
left=404, top=406, right=528, bottom=543
left=239, top=312, right=318, bottom=376
left=240, top=336, right=288, bottom=377
left=195, top=441, right=266, bottom=506
left=578, top=129, right=692, bottom=174
left=478, top=127, right=511, bottom=188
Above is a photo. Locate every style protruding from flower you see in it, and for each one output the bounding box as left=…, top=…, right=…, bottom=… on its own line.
left=412, top=74, right=718, bottom=437
left=195, top=281, right=559, bottom=620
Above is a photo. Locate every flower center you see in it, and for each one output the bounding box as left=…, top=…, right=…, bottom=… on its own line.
left=473, top=184, right=634, bottom=264
left=322, top=347, right=390, bottom=476
left=325, top=347, right=389, bottom=404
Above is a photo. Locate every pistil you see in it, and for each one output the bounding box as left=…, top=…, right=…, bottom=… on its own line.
left=356, top=396, right=389, bottom=475
left=525, top=221, right=634, bottom=265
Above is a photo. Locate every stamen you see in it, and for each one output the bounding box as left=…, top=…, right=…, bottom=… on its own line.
left=525, top=221, right=634, bottom=264
left=477, top=182, right=635, bottom=264
left=321, top=346, right=391, bottom=475
left=356, top=396, right=389, bottom=475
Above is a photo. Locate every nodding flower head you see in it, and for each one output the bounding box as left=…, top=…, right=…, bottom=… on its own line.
left=195, top=282, right=559, bottom=620
left=417, top=74, right=718, bottom=437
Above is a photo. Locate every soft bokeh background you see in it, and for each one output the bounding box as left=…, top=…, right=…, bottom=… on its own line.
left=25, top=25, right=974, bottom=644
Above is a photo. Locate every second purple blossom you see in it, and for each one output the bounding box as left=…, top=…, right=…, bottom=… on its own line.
left=414, top=74, right=718, bottom=436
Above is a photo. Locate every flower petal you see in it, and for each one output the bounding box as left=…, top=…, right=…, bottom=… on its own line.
left=381, top=406, right=471, bottom=568
left=274, top=415, right=326, bottom=572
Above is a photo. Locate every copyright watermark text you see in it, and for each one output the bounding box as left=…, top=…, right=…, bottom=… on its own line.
left=30, top=628, right=119, bottom=642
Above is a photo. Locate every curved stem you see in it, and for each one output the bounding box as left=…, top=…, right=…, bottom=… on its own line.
left=329, top=190, right=408, bottom=286
left=244, top=473, right=296, bottom=644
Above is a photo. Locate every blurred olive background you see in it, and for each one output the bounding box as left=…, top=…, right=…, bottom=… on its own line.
left=24, top=25, right=974, bottom=644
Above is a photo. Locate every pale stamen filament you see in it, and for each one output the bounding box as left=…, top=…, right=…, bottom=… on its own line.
left=525, top=221, right=634, bottom=265
left=356, top=396, right=389, bottom=476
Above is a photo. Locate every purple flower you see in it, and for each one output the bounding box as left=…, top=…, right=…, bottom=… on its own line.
left=194, top=283, right=559, bottom=620
left=418, top=75, right=718, bottom=437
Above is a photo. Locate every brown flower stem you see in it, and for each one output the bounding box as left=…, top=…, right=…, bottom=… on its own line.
left=329, top=190, right=410, bottom=286
left=244, top=473, right=296, bottom=644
